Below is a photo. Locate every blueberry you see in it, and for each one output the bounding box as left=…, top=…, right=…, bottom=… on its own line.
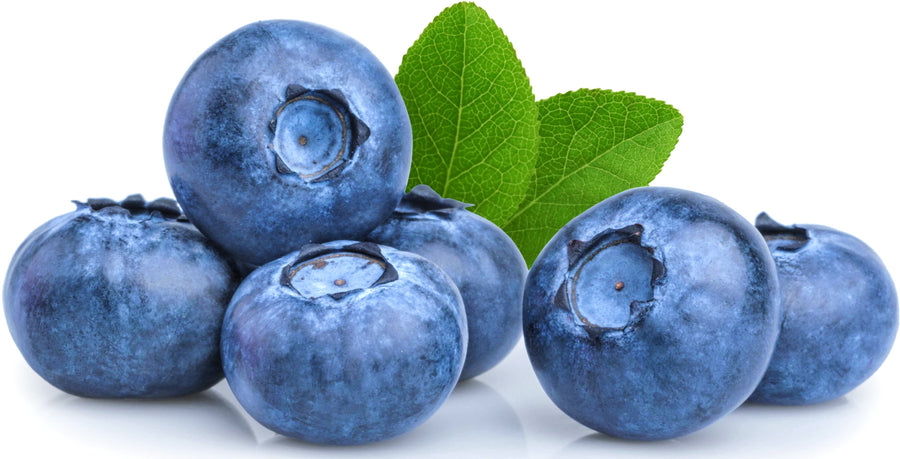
left=366, top=185, right=526, bottom=380
left=749, top=213, right=898, bottom=405
left=163, top=20, right=412, bottom=266
left=221, top=241, right=467, bottom=445
left=523, top=187, right=781, bottom=440
left=3, top=196, right=240, bottom=398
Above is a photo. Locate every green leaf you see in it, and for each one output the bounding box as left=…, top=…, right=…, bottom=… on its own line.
left=503, top=89, right=683, bottom=266
left=395, top=2, right=538, bottom=224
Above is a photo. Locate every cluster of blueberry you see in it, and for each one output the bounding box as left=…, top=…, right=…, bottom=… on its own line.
left=4, top=20, right=524, bottom=446
left=525, top=187, right=897, bottom=439
left=3, top=19, right=897, bottom=447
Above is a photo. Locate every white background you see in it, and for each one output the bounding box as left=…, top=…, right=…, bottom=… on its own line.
left=1, top=1, right=898, bottom=457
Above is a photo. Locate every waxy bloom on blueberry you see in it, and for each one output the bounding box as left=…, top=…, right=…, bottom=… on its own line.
left=367, top=185, right=526, bottom=380
left=3, top=196, right=240, bottom=398
left=749, top=213, right=898, bottom=405
left=221, top=241, right=466, bottom=445
left=523, top=187, right=781, bottom=440
left=164, top=20, right=412, bottom=266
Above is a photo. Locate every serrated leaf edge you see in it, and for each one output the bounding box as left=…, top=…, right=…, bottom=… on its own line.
left=502, top=87, right=683, bottom=227
left=395, top=1, right=538, bottom=218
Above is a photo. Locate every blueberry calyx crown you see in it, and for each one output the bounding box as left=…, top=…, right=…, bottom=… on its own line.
left=394, top=185, right=472, bottom=218
left=553, top=224, right=665, bottom=337
left=268, top=85, right=370, bottom=183
left=73, top=194, right=188, bottom=222
left=281, top=242, right=398, bottom=300
left=755, top=212, right=810, bottom=251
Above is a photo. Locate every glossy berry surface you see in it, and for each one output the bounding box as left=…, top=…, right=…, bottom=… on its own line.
left=523, top=187, right=781, bottom=440
left=221, top=241, right=466, bottom=445
left=749, top=214, right=898, bottom=405
left=3, top=196, right=240, bottom=398
left=164, top=20, right=412, bottom=266
left=367, top=185, right=526, bottom=380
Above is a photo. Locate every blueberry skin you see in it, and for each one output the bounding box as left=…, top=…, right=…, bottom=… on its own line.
left=221, top=241, right=466, bottom=445
left=524, top=187, right=781, bottom=440
left=3, top=196, right=240, bottom=398
left=164, top=20, right=412, bottom=266
left=749, top=214, right=898, bottom=405
left=366, top=185, right=526, bottom=380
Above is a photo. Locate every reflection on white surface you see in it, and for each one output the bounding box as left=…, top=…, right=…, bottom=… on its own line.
left=558, top=397, right=866, bottom=458
left=42, top=387, right=256, bottom=454
left=258, top=379, right=526, bottom=457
